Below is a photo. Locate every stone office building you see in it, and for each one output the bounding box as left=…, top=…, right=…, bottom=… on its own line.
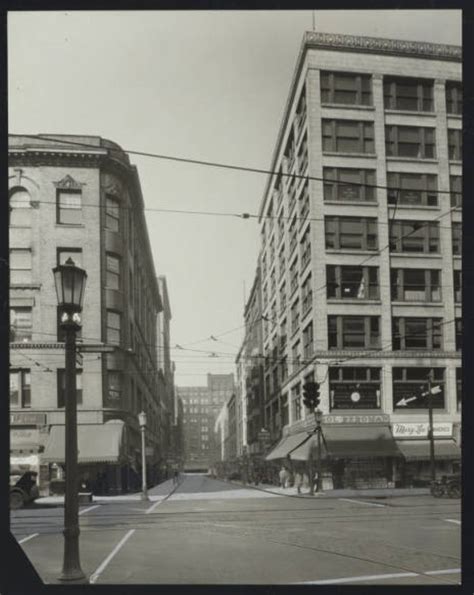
left=9, top=134, right=170, bottom=494
left=260, top=32, right=461, bottom=488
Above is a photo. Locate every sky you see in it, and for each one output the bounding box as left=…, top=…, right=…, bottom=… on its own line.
left=8, top=9, right=461, bottom=385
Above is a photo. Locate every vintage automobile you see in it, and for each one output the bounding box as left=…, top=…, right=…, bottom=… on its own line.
left=430, top=474, right=461, bottom=499
left=10, top=470, right=40, bottom=510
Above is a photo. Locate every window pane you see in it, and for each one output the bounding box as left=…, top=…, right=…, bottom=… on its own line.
left=9, top=372, right=19, bottom=406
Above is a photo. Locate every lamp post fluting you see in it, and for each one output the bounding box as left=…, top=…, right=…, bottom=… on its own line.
left=138, top=411, right=149, bottom=501
left=52, top=258, right=87, bottom=583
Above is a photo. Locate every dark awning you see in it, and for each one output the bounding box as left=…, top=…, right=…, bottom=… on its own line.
left=396, top=440, right=461, bottom=461
left=43, top=420, right=125, bottom=464
left=265, top=432, right=311, bottom=461
left=321, top=425, right=401, bottom=458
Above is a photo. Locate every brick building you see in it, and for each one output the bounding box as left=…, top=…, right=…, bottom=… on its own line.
left=257, top=32, right=461, bottom=488
left=9, top=134, right=172, bottom=494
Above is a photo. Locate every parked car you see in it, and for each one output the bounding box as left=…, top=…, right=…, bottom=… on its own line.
left=430, top=474, right=461, bottom=499
left=10, top=470, right=39, bottom=510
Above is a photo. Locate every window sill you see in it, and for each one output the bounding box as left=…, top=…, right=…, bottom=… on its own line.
left=55, top=223, right=85, bottom=228
left=10, top=283, right=42, bottom=289
left=327, top=299, right=381, bottom=305
left=386, top=157, right=438, bottom=164
left=388, top=204, right=440, bottom=211
left=324, top=200, right=377, bottom=207
left=390, top=252, right=442, bottom=258
left=321, top=103, right=375, bottom=111
left=384, top=109, right=435, bottom=117
left=326, top=249, right=378, bottom=256
left=447, top=113, right=462, bottom=119
left=449, top=159, right=462, bottom=164
left=323, top=152, right=376, bottom=159
left=391, top=301, right=443, bottom=307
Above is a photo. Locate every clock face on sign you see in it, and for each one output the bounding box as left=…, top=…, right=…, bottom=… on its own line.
left=350, top=392, right=361, bottom=403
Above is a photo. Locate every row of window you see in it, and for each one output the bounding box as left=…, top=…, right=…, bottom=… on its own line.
left=320, top=72, right=462, bottom=114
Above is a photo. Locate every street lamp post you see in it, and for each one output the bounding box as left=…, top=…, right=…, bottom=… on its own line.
left=138, top=411, right=149, bottom=501
left=52, top=257, right=87, bottom=583
left=315, top=409, right=323, bottom=494
left=427, top=371, right=436, bottom=482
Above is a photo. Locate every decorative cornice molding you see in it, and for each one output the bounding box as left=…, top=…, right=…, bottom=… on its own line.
left=304, top=31, right=461, bottom=62
left=53, top=174, right=85, bottom=190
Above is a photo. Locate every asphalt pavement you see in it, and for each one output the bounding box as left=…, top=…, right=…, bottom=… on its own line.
left=11, top=473, right=461, bottom=585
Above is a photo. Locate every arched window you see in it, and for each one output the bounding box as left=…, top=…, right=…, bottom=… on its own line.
left=9, top=187, right=32, bottom=227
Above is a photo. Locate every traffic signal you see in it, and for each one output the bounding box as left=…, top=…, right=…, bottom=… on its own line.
left=302, top=381, right=321, bottom=410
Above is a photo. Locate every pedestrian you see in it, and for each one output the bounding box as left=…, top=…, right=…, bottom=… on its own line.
left=279, top=466, right=287, bottom=488
left=295, top=471, right=303, bottom=495
left=313, top=470, right=319, bottom=492
left=173, top=469, right=179, bottom=485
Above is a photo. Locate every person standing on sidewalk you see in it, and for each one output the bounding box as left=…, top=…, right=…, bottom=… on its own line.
left=295, top=471, right=303, bottom=494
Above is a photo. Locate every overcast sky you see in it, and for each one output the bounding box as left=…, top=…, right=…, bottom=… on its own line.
left=8, top=9, right=461, bottom=385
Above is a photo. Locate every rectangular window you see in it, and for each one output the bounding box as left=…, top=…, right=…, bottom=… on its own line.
left=390, top=269, right=441, bottom=302
left=57, top=248, right=83, bottom=267
left=289, top=217, right=298, bottom=255
left=302, top=322, right=313, bottom=359
left=298, top=133, right=308, bottom=173
left=454, top=270, right=461, bottom=303
left=450, top=176, right=462, bottom=208
left=57, top=189, right=82, bottom=224
left=301, top=274, right=313, bottom=315
left=456, top=368, right=462, bottom=411
left=279, top=282, right=286, bottom=311
left=323, top=168, right=376, bottom=202
left=9, top=369, right=31, bottom=408
left=456, top=318, right=462, bottom=350
left=385, top=126, right=436, bottom=159
left=392, top=367, right=445, bottom=410
left=322, top=119, right=374, bottom=154
left=446, top=82, right=462, bottom=115
left=106, top=310, right=121, bottom=345
left=298, top=183, right=310, bottom=221
left=300, top=227, right=311, bottom=269
left=10, top=248, right=32, bottom=284
left=384, top=77, right=434, bottom=112
left=328, top=316, right=380, bottom=349
left=57, top=369, right=83, bottom=407
left=106, top=254, right=121, bottom=290
left=10, top=307, right=32, bottom=342
left=387, top=173, right=438, bottom=206
left=321, top=71, right=372, bottom=106
left=290, top=300, right=300, bottom=335
left=448, top=129, right=462, bottom=160
left=392, top=317, right=442, bottom=350
left=389, top=220, right=439, bottom=254
left=106, top=370, right=122, bottom=407
left=105, top=195, right=120, bottom=232
left=291, top=341, right=300, bottom=372
left=278, top=246, right=286, bottom=278
left=291, top=384, right=302, bottom=421
left=325, top=216, right=378, bottom=251
left=327, top=265, right=379, bottom=300
left=452, top=223, right=462, bottom=256
left=289, top=258, right=298, bottom=295
left=329, top=367, right=381, bottom=410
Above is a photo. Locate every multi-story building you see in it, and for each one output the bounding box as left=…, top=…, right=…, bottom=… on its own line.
left=9, top=134, right=169, bottom=494
left=177, top=373, right=235, bottom=470
left=259, top=32, right=461, bottom=488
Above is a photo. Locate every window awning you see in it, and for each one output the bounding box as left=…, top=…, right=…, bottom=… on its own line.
left=396, top=440, right=461, bottom=461
left=321, top=425, right=401, bottom=458
left=265, top=432, right=311, bottom=461
left=43, top=420, right=125, bottom=464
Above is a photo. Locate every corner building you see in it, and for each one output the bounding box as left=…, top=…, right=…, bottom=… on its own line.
left=9, top=134, right=170, bottom=494
left=261, top=33, right=461, bottom=488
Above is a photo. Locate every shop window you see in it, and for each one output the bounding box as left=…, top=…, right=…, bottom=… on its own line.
left=325, top=216, right=378, bottom=251
left=390, top=269, right=441, bottom=302
left=320, top=71, right=372, bottom=106
left=392, top=367, right=445, bottom=410
left=387, top=172, right=438, bottom=206
left=10, top=307, right=32, bottom=342
left=392, top=317, right=443, bottom=350
left=450, top=176, right=462, bottom=209
left=327, top=265, right=379, bottom=299
left=456, top=318, right=462, bottom=351
left=446, top=82, right=462, bottom=115
left=10, top=248, right=32, bottom=284
left=328, top=316, right=380, bottom=350
left=9, top=369, right=31, bottom=408
left=9, top=187, right=32, bottom=227
left=106, top=310, right=121, bottom=345
left=383, top=77, right=434, bottom=112
left=57, top=189, right=82, bottom=224
left=323, top=167, right=376, bottom=202
left=389, top=220, right=439, bottom=254
left=448, top=129, right=462, bottom=160
left=302, top=321, right=314, bottom=359
left=385, top=126, right=436, bottom=159
left=322, top=120, right=374, bottom=154
left=329, top=367, right=381, bottom=410
left=57, top=369, right=83, bottom=407
left=105, top=195, right=120, bottom=232
left=454, top=270, right=462, bottom=303
left=452, top=223, right=462, bottom=256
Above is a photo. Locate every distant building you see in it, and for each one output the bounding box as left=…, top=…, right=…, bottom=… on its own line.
left=9, top=134, right=171, bottom=494
left=177, top=373, right=235, bottom=470
left=253, top=32, right=461, bottom=488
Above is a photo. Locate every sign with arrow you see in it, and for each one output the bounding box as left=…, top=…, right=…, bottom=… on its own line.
left=395, top=384, right=443, bottom=408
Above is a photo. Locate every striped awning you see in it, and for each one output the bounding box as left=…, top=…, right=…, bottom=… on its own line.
left=43, top=420, right=125, bottom=464
left=396, top=440, right=461, bottom=461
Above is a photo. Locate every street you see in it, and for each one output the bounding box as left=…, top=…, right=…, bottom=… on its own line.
left=11, top=473, right=460, bottom=585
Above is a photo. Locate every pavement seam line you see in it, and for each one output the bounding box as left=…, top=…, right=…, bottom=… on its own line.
left=89, top=529, right=135, bottom=584
left=18, top=532, right=39, bottom=544
left=79, top=505, right=101, bottom=516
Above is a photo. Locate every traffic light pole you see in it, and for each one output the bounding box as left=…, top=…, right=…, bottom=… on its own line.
left=316, top=417, right=322, bottom=493
left=427, top=371, right=436, bottom=482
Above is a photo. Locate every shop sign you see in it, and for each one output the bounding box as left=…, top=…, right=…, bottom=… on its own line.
left=10, top=412, right=47, bottom=426
left=324, top=414, right=390, bottom=425
left=11, top=428, right=40, bottom=443
left=392, top=422, right=453, bottom=438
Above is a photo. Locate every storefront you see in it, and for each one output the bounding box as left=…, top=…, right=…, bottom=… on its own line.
left=393, top=422, right=461, bottom=486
